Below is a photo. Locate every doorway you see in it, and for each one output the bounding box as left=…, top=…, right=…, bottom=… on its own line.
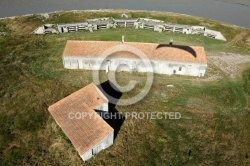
left=105, top=60, right=111, bottom=73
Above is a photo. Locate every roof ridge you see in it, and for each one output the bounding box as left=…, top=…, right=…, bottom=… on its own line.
left=66, top=40, right=202, bottom=47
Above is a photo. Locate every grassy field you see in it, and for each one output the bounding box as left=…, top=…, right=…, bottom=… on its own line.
left=0, top=10, right=250, bottom=165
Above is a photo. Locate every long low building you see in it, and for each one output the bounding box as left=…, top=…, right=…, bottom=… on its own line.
left=62, top=40, right=207, bottom=77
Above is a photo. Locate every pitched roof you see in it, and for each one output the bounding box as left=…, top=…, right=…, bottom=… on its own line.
left=48, top=83, right=113, bottom=156
left=62, top=40, right=207, bottom=64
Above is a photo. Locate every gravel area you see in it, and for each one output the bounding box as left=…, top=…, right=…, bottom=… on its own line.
left=200, top=53, right=250, bottom=81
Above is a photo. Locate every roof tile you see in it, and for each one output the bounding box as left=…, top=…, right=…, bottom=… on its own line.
left=63, top=40, right=207, bottom=64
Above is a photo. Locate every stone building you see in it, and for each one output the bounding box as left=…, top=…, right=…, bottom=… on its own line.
left=62, top=40, right=207, bottom=77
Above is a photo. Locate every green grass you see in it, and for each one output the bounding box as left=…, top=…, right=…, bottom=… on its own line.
left=0, top=10, right=250, bottom=166
left=37, top=28, right=246, bottom=54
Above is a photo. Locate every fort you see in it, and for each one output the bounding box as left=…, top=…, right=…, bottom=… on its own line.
left=33, top=17, right=226, bottom=41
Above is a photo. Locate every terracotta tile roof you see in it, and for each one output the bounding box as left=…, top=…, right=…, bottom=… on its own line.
left=48, top=83, right=113, bottom=156
left=62, top=40, right=207, bottom=64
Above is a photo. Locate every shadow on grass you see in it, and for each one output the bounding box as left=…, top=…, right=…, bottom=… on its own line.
left=96, top=80, right=125, bottom=140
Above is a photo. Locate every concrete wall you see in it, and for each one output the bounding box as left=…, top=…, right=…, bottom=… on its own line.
left=33, top=26, right=45, bottom=34
left=81, top=130, right=114, bottom=161
left=204, top=29, right=226, bottom=41
left=183, top=28, right=192, bottom=34
left=63, top=56, right=207, bottom=77
left=33, top=17, right=226, bottom=41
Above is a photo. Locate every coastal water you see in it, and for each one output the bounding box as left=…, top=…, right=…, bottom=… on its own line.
left=0, top=0, right=249, bottom=28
